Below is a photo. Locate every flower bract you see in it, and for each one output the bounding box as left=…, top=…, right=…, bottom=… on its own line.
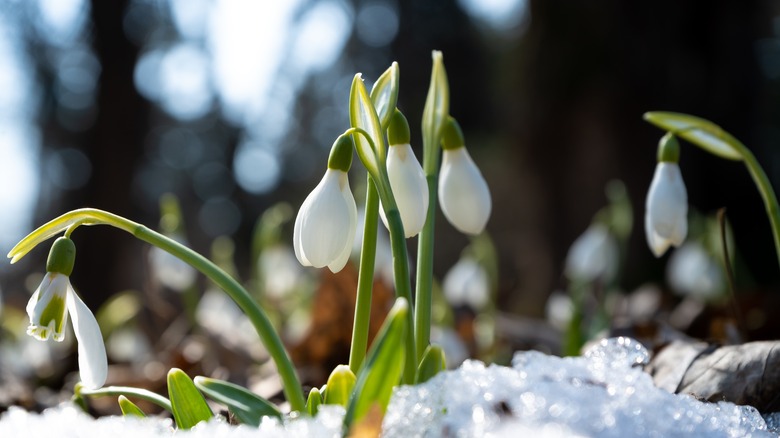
left=293, top=168, right=357, bottom=273
left=26, top=272, right=107, bottom=389
left=381, top=143, right=429, bottom=238
left=438, top=147, right=491, bottom=235
left=645, top=162, right=688, bottom=257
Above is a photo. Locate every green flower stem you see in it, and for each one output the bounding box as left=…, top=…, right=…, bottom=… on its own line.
left=414, top=174, right=438, bottom=362
left=77, top=385, right=173, bottom=412
left=14, top=209, right=305, bottom=412
left=375, top=178, right=417, bottom=384
left=349, top=175, right=380, bottom=373
left=732, top=144, right=780, bottom=270
left=415, top=50, right=449, bottom=364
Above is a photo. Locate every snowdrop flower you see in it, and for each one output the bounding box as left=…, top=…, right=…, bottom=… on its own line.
left=26, top=237, right=107, bottom=389
left=438, top=117, right=491, bottom=235
left=442, top=257, right=490, bottom=309
left=564, top=223, right=619, bottom=282
left=645, top=133, right=688, bottom=257
left=150, top=240, right=196, bottom=291
left=293, top=134, right=357, bottom=273
left=667, top=241, right=724, bottom=300
left=380, top=110, right=429, bottom=238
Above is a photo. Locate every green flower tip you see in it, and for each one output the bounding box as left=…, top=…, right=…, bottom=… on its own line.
left=324, top=364, right=356, bottom=407
left=46, top=237, right=76, bottom=276
left=441, top=116, right=465, bottom=151
left=328, top=133, right=355, bottom=172
left=657, top=132, right=680, bottom=163
left=388, top=109, right=411, bottom=146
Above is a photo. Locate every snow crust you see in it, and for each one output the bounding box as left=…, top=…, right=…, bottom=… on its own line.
left=0, top=338, right=774, bottom=437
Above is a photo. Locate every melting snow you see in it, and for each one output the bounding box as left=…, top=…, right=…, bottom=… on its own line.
left=0, top=338, right=774, bottom=437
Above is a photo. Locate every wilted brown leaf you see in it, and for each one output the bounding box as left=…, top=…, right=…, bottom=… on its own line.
left=648, top=340, right=780, bottom=412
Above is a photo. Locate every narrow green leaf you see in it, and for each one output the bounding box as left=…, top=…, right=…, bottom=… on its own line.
left=643, top=112, right=743, bottom=161
left=168, top=368, right=213, bottom=429
left=78, top=384, right=172, bottom=412
left=323, top=365, right=356, bottom=407
left=415, top=344, right=446, bottom=384
left=350, top=74, right=386, bottom=177
left=370, top=62, right=400, bottom=130
left=118, top=395, right=147, bottom=417
left=421, top=50, right=450, bottom=172
left=344, top=298, right=408, bottom=431
left=193, top=376, right=281, bottom=426
left=306, top=387, right=322, bottom=416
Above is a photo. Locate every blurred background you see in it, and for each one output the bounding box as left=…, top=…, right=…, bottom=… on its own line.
left=2, top=0, right=780, bottom=413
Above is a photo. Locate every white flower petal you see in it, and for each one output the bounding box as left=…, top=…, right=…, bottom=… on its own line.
left=27, top=273, right=69, bottom=342
left=438, top=147, right=491, bottom=235
left=384, top=143, right=429, bottom=238
left=66, top=287, right=107, bottom=389
left=298, top=169, right=355, bottom=269
left=645, top=162, right=688, bottom=257
left=328, top=176, right=358, bottom=273
left=293, top=194, right=313, bottom=267
left=645, top=211, right=671, bottom=257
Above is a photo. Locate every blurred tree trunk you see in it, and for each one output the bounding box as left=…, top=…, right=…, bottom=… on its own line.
left=63, top=0, right=149, bottom=309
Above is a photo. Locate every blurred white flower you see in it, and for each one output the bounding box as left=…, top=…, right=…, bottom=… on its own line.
left=27, top=272, right=107, bottom=389
left=293, top=168, right=357, bottom=273
left=439, top=147, right=491, bottom=235
left=380, top=143, right=429, bottom=238
left=564, top=223, right=619, bottom=282
left=149, top=238, right=197, bottom=291
left=645, top=162, right=687, bottom=257
left=443, top=257, right=490, bottom=309
left=545, top=291, right=574, bottom=331
left=667, top=242, right=724, bottom=300
left=258, top=245, right=305, bottom=299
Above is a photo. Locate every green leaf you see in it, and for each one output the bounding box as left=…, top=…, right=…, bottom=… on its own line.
left=350, top=74, right=386, bottom=177
left=193, top=376, right=281, bottom=426
left=643, top=112, right=743, bottom=161
left=370, top=62, right=400, bottom=130
left=344, top=298, right=408, bottom=431
left=118, top=395, right=147, bottom=417
left=77, top=384, right=172, bottom=413
left=168, top=368, right=213, bottom=429
left=421, top=50, right=450, bottom=172
left=306, top=387, right=322, bottom=416
left=323, top=365, right=356, bottom=407
left=415, top=344, right=446, bottom=384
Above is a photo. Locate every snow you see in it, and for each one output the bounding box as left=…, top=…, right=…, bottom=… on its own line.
left=0, top=338, right=775, bottom=437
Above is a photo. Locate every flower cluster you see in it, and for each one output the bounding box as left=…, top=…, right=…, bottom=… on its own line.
left=294, top=111, right=491, bottom=272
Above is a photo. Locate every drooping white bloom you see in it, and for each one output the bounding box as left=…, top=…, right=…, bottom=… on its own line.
left=380, top=143, right=429, bottom=238
left=439, top=147, right=491, bottom=235
left=564, top=223, right=619, bottom=282
left=26, top=272, right=107, bottom=389
left=667, top=242, right=724, bottom=300
left=293, top=168, right=357, bottom=273
left=149, top=238, right=197, bottom=291
left=442, top=257, right=490, bottom=309
left=645, top=162, right=688, bottom=257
